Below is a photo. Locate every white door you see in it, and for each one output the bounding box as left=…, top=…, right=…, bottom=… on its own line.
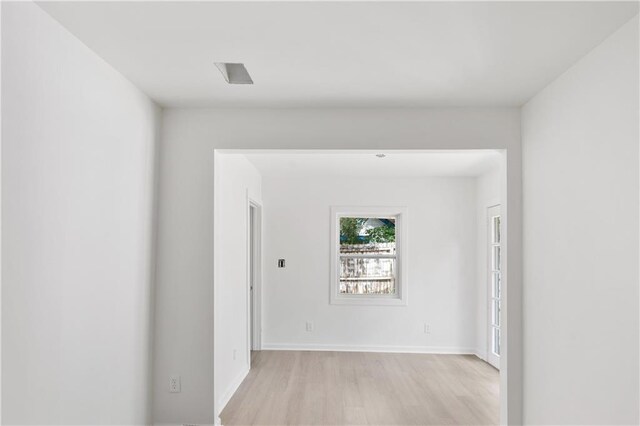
left=487, top=205, right=502, bottom=369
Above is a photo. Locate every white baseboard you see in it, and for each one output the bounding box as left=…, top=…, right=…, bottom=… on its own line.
left=216, top=365, right=250, bottom=418
left=154, top=424, right=215, bottom=426
left=474, top=349, right=488, bottom=362
left=262, top=343, right=476, bottom=354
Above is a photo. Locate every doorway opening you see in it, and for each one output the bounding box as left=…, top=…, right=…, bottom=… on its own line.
left=214, top=149, right=513, bottom=425
left=247, top=198, right=262, bottom=366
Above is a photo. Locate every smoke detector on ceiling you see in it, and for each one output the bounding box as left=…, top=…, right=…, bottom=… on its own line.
left=215, top=62, right=254, bottom=85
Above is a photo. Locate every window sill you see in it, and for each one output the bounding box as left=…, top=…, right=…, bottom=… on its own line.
left=330, top=295, right=408, bottom=306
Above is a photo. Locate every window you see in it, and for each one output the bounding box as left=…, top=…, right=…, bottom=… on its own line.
left=330, top=206, right=407, bottom=305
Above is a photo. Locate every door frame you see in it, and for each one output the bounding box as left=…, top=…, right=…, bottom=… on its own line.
left=246, top=195, right=263, bottom=359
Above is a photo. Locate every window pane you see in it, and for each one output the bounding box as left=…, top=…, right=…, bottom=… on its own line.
left=340, top=257, right=395, bottom=295
left=492, top=300, right=501, bottom=327
left=493, top=216, right=501, bottom=243
left=493, top=327, right=501, bottom=355
left=340, top=217, right=396, bottom=252
left=492, top=272, right=501, bottom=299
left=492, top=246, right=501, bottom=271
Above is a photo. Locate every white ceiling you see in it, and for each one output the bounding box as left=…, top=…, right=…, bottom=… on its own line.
left=38, top=1, right=638, bottom=108
left=240, top=150, right=502, bottom=178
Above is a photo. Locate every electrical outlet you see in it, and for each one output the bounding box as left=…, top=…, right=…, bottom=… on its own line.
left=169, top=375, right=181, bottom=393
left=306, top=321, right=314, bottom=332
left=424, top=323, right=431, bottom=334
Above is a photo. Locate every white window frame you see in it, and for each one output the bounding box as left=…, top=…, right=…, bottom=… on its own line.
left=330, top=206, right=408, bottom=306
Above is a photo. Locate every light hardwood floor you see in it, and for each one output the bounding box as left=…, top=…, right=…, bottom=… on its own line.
left=220, top=350, right=499, bottom=425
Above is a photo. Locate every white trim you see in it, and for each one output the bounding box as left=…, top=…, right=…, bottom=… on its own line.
left=216, top=365, right=250, bottom=418
left=212, top=151, right=221, bottom=421
left=247, top=197, right=263, bottom=353
left=253, top=200, right=263, bottom=351
left=262, top=343, right=476, bottom=355
left=154, top=424, right=216, bottom=426
left=245, top=191, right=251, bottom=366
left=330, top=206, right=408, bottom=306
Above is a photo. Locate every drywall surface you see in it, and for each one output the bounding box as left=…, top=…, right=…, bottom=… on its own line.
left=2, top=2, right=160, bottom=423
left=475, top=167, right=503, bottom=361
left=260, top=176, right=477, bottom=351
left=522, top=16, right=639, bottom=425
left=154, top=107, right=522, bottom=424
left=153, top=150, right=261, bottom=424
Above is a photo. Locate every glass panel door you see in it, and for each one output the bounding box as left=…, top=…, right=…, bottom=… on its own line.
left=488, top=206, right=502, bottom=369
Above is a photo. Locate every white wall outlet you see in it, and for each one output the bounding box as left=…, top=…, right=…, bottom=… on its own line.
left=424, top=323, right=431, bottom=334
left=306, top=321, right=314, bottom=332
left=169, top=375, right=181, bottom=393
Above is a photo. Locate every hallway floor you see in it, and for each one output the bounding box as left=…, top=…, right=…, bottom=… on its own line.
left=220, top=350, right=499, bottom=425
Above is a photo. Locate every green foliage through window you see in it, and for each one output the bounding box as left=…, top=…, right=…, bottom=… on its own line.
left=366, top=225, right=395, bottom=243
left=340, top=217, right=395, bottom=244
left=340, top=218, right=367, bottom=244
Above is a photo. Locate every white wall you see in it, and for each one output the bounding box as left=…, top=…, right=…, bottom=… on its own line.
left=522, top=16, right=639, bottom=425
left=261, top=176, right=478, bottom=352
left=476, top=166, right=503, bottom=361
left=2, top=2, right=160, bottom=424
left=154, top=107, right=522, bottom=424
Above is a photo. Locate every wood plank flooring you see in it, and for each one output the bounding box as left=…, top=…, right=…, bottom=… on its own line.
left=220, top=350, right=499, bottom=425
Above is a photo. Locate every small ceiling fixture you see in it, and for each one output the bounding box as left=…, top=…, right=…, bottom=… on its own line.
left=376, top=154, right=387, bottom=158
left=214, top=62, right=253, bottom=85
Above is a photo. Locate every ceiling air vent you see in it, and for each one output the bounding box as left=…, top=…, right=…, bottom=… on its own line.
left=214, top=62, right=254, bottom=84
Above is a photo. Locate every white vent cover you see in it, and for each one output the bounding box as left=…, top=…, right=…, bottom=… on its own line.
left=214, top=62, right=254, bottom=84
